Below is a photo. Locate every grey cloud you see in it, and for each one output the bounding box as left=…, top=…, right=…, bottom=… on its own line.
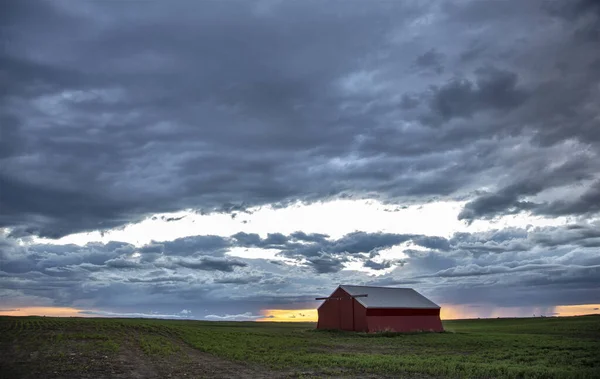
left=213, top=276, right=262, bottom=285
left=309, top=231, right=413, bottom=257
left=163, top=215, right=186, bottom=222
left=230, top=231, right=415, bottom=262
left=161, top=235, right=231, bottom=256
left=232, top=232, right=263, bottom=246
left=534, top=180, right=600, bottom=217
left=261, top=233, right=289, bottom=246
left=127, top=274, right=193, bottom=284
left=413, top=236, right=451, bottom=251
left=458, top=157, right=595, bottom=222
left=0, top=0, right=415, bottom=237
left=528, top=223, right=600, bottom=247
left=364, top=259, right=398, bottom=271
left=1, top=0, right=599, bottom=237
left=105, top=258, right=141, bottom=269
left=427, top=263, right=566, bottom=278
left=172, top=257, right=247, bottom=272
left=139, top=244, right=164, bottom=254
left=459, top=42, right=487, bottom=63
left=364, top=277, right=423, bottom=287
left=544, top=0, right=600, bottom=41
left=289, top=231, right=329, bottom=244
left=306, top=254, right=348, bottom=274
left=399, top=94, right=420, bottom=110
left=427, top=67, right=528, bottom=124
left=415, top=49, right=445, bottom=74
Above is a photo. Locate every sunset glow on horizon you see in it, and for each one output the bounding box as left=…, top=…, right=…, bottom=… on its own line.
left=0, top=307, right=84, bottom=317
left=553, top=304, right=600, bottom=317
left=2, top=304, right=598, bottom=321
left=259, top=309, right=318, bottom=322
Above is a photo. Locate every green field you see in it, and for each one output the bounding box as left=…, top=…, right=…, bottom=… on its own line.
left=1, top=315, right=599, bottom=378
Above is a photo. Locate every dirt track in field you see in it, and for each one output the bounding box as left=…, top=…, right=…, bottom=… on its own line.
left=0, top=317, right=432, bottom=379
left=0, top=335, right=286, bottom=379
left=0, top=333, right=395, bottom=379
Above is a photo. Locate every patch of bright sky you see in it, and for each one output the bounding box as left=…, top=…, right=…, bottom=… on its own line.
left=30, top=199, right=569, bottom=248
left=377, top=243, right=415, bottom=260
left=259, top=308, right=318, bottom=322
left=225, top=247, right=282, bottom=260
left=342, top=259, right=397, bottom=276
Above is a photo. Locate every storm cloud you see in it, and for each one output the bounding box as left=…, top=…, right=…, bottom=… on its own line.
left=0, top=0, right=598, bottom=238
left=1, top=0, right=600, bottom=318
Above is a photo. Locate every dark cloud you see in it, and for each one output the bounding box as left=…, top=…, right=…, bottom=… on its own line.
left=427, top=67, right=528, bottom=124
left=213, top=276, right=262, bottom=285
left=413, top=236, right=451, bottom=251
left=306, top=254, right=348, bottom=274
left=315, top=232, right=413, bottom=257
left=363, top=260, right=398, bottom=271
left=163, top=216, right=186, bottom=222
left=534, top=180, right=600, bottom=217
left=289, top=232, right=330, bottom=244
left=161, top=235, right=231, bottom=256
left=544, top=0, right=600, bottom=42
left=458, top=157, right=595, bottom=222
left=414, top=49, right=445, bottom=74
left=0, top=0, right=598, bottom=237
left=173, top=257, right=247, bottom=272
left=105, top=258, right=141, bottom=269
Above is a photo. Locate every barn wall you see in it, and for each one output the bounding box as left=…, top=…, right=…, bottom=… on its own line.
left=317, top=287, right=369, bottom=331
left=339, top=294, right=354, bottom=331
left=366, top=314, right=444, bottom=333
left=316, top=287, right=347, bottom=330
left=353, top=299, right=368, bottom=332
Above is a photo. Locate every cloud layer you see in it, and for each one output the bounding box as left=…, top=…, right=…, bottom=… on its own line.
left=2, top=0, right=600, bottom=318
left=2, top=222, right=599, bottom=318
left=1, top=0, right=599, bottom=238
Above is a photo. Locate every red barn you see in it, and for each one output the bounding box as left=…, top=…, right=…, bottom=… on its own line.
left=316, top=285, right=443, bottom=333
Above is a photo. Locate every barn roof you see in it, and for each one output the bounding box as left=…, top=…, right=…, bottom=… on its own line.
left=340, top=285, right=440, bottom=309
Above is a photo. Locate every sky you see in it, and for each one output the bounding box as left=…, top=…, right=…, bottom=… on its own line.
left=1, top=0, right=600, bottom=322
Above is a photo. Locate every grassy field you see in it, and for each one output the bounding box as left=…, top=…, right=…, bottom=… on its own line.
left=0, top=315, right=599, bottom=378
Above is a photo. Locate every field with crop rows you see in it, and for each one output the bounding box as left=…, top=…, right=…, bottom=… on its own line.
left=1, top=315, right=599, bottom=378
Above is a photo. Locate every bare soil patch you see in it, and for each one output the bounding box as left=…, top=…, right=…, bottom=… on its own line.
left=0, top=333, right=290, bottom=379
left=0, top=325, right=386, bottom=378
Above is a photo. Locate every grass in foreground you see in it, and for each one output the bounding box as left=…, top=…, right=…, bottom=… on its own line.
left=0, top=315, right=599, bottom=378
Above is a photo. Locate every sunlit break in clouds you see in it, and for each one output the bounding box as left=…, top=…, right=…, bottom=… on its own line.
left=1, top=0, right=600, bottom=322
left=0, top=307, right=84, bottom=318
left=259, top=309, right=318, bottom=322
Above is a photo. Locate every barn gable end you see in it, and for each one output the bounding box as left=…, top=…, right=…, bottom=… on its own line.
left=316, top=286, right=368, bottom=331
